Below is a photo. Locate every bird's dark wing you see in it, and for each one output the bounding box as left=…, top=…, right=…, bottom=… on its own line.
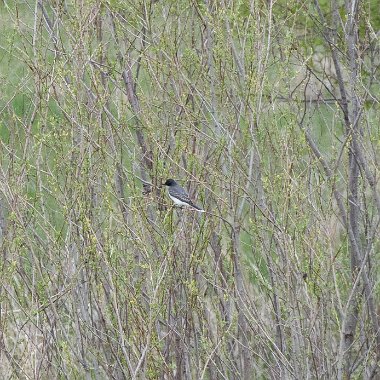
left=169, top=186, right=192, bottom=204
left=169, top=185, right=204, bottom=211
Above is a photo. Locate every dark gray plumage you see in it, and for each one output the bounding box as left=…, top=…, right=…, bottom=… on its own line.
left=164, top=179, right=204, bottom=212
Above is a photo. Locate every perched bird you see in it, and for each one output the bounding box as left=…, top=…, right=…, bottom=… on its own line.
left=164, top=179, right=205, bottom=212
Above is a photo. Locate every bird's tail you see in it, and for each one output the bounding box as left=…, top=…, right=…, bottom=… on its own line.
left=191, top=203, right=205, bottom=212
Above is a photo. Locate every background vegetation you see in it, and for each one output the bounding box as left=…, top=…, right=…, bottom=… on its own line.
left=0, top=0, right=379, bottom=379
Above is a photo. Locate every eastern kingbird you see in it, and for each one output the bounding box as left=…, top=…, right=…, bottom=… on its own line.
left=164, top=179, right=205, bottom=212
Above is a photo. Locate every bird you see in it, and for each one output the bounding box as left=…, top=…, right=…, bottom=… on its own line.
left=163, top=179, right=205, bottom=212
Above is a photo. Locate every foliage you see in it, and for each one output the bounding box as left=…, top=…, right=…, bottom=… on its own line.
left=0, top=0, right=379, bottom=378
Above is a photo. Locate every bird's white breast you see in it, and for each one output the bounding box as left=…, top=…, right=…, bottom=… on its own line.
left=168, top=193, right=189, bottom=206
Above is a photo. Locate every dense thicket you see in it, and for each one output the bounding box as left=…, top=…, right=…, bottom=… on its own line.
left=0, top=1, right=379, bottom=379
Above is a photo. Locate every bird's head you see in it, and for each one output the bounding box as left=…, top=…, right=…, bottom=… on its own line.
left=164, top=179, right=176, bottom=186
